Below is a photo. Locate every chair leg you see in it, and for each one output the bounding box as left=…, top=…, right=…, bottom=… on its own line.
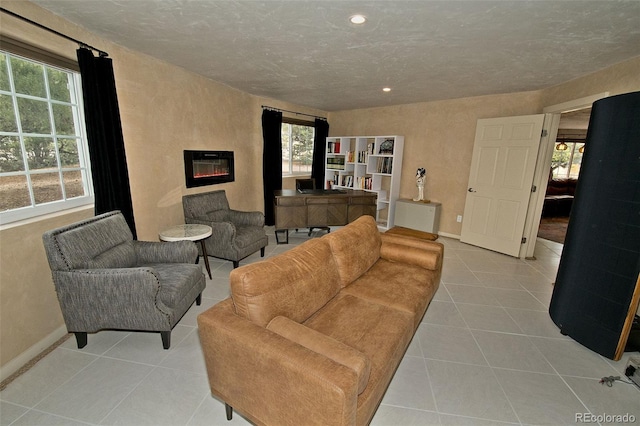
left=260, top=247, right=265, bottom=257
left=161, top=331, right=171, bottom=349
left=232, top=260, right=239, bottom=268
left=196, top=293, right=202, bottom=305
left=225, top=403, right=233, bottom=421
left=74, top=332, right=87, bottom=349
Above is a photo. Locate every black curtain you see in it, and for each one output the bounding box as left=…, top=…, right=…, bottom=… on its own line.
left=311, top=118, right=329, bottom=189
left=262, top=109, right=283, bottom=226
left=77, top=48, right=136, bottom=238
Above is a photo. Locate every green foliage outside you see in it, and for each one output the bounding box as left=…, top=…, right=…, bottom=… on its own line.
left=0, top=53, right=80, bottom=174
left=282, top=123, right=314, bottom=173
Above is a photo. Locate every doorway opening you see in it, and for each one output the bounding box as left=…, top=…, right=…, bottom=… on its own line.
left=537, top=108, right=590, bottom=244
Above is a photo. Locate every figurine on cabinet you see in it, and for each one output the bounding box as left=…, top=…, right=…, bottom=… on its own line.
left=413, top=168, right=426, bottom=201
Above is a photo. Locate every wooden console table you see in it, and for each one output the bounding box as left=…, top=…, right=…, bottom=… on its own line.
left=274, top=189, right=377, bottom=243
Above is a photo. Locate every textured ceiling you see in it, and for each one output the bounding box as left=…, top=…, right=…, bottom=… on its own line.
left=25, top=0, right=640, bottom=111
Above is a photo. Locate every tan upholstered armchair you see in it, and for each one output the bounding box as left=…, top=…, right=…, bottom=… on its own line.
left=42, top=211, right=206, bottom=349
left=182, top=190, right=268, bottom=268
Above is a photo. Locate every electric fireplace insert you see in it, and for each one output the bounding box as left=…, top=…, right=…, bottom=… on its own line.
left=184, top=150, right=234, bottom=188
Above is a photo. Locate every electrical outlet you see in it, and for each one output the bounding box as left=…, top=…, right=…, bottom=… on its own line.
left=456, top=215, right=463, bottom=223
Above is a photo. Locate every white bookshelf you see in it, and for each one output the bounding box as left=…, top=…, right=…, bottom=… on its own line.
left=325, top=135, right=404, bottom=230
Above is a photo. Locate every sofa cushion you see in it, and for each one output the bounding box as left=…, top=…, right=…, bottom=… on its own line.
left=323, top=215, right=381, bottom=288
left=303, top=293, right=414, bottom=425
left=267, top=316, right=371, bottom=394
left=342, top=258, right=439, bottom=328
left=230, top=238, right=341, bottom=327
left=54, top=213, right=136, bottom=270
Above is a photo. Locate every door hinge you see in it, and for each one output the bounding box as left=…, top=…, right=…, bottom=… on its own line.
left=521, top=237, right=527, bottom=244
left=532, top=185, right=537, bottom=193
left=541, top=129, right=548, bottom=137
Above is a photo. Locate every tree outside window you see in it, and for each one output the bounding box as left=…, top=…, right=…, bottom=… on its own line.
left=281, top=121, right=314, bottom=175
left=0, top=51, right=92, bottom=223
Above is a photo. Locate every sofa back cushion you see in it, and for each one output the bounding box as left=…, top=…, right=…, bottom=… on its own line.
left=43, top=211, right=136, bottom=271
left=323, top=215, right=381, bottom=288
left=230, top=238, right=341, bottom=327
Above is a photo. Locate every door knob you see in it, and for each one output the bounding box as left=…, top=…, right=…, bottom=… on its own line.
left=468, top=188, right=476, bottom=193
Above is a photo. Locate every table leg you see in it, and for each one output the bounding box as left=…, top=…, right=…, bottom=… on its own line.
left=275, top=229, right=289, bottom=244
left=199, top=240, right=212, bottom=279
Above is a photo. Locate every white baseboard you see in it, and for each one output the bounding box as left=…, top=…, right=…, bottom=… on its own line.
left=0, top=325, right=68, bottom=383
left=437, top=231, right=461, bottom=240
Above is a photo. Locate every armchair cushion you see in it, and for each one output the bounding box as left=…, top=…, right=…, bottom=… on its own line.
left=53, top=213, right=136, bottom=270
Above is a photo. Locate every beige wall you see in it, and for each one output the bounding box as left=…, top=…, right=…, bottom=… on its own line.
left=1, top=1, right=639, bottom=377
left=328, top=91, right=544, bottom=235
left=0, top=1, right=325, bottom=376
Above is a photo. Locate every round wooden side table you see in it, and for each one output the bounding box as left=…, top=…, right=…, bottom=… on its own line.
left=159, top=224, right=212, bottom=279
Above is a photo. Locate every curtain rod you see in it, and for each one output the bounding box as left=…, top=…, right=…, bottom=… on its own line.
left=262, top=105, right=326, bottom=121
left=0, top=7, right=109, bottom=57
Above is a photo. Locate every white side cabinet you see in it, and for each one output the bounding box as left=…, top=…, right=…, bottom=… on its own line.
left=325, top=135, right=404, bottom=231
left=393, top=199, right=441, bottom=234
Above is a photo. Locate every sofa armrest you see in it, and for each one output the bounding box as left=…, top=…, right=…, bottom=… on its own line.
left=380, top=234, right=443, bottom=271
left=228, top=209, right=265, bottom=227
left=134, top=240, right=197, bottom=264
left=52, top=268, right=171, bottom=331
left=267, top=316, right=371, bottom=394
left=197, top=300, right=358, bottom=426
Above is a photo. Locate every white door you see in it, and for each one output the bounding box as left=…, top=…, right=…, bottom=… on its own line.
left=460, top=115, right=545, bottom=257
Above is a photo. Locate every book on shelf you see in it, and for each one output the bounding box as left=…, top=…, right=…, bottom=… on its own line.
left=326, top=157, right=345, bottom=169
left=375, top=157, right=393, bottom=174
left=327, top=141, right=341, bottom=154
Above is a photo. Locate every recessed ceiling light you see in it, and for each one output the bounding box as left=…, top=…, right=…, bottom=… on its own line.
left=383, top=87, right=391, bottom=92
left=349, top=14, right=366, bottom=25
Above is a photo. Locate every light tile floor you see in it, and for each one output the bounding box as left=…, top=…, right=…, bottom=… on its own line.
left=1, top=231, right=639, bottom=425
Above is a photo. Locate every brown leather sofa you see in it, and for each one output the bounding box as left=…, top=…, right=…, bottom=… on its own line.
left=197, top=215, right=443, bottom=426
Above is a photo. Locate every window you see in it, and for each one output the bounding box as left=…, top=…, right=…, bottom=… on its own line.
left=0, top=51, right=92, bottom=224
left=551, top=141, right=584, bottom=179
left=281, top=119, right=314, bottom=175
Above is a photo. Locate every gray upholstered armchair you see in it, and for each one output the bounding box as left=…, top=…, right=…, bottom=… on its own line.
left=42, top=211, right=206, bottom=350
left=182, top=190, right=268, bottom=268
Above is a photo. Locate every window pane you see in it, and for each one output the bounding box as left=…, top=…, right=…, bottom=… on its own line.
left=62, top=170, right=85, bottom=198
left=281, top=124, right=291, bottom=173
left=11, top=57, right=46, bottom=98
left=31, top=172, right=62, bottom=204
left=47, top=68, right=71, bottom=102
left=0, top=174, right=31, bottom=211
left=0, top=53, right=9, bottom=91
left=0, top=94, right=18, bottom=132
left=569, top=143, right=584, bottom=179
left=52, top=103, right=76, bottom=135
left=58, top=138, right=80, bottom=167
left=0, top=135, right=24, bottom=172
left=291, top=124, right=314, bottom=173
left=17, top=97, right=51, bottom=134
left=24, top=136, right=57, bottom=170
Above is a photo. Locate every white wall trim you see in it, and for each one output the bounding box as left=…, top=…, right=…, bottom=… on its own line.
left=0, top=325, right=68, bottom=383
left=438, top=231, right=461, bottom=240
left=543, top=92, right=609, bottom=113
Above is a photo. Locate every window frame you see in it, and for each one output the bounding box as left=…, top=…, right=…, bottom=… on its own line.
left=0, top=49, right=93, bottom=225
left=281, top=117, right=315, bottom=177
